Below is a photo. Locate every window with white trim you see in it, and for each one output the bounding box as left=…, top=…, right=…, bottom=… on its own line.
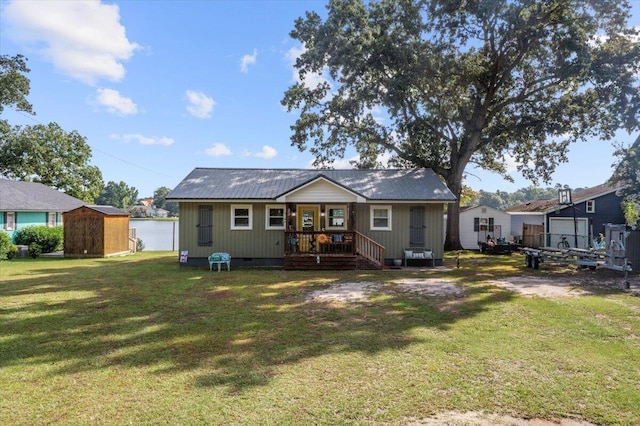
left=326, top=205, right=347, bottom=229
left=265, top=205, right=285, bottom=230
left=231, top=205, right=253, bottom=230
left=47, top=212, right=57, bottom=227
left=474, top=217, right=494, bottom=232
left=370, top=205, right=392, bottom=231
left=586, top=200, right=595, bottom=213
left=4, top=212, right=15, bottom=231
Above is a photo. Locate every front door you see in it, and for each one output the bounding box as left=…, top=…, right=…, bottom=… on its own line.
left=297, top=205, right=320, bottom=231
left=410, top=206, right=425, bottom=247
left=296, top=205, right=320, bottom=253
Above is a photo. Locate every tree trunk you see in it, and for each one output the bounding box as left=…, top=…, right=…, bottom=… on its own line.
left=444, top=175, right=463, bottom=251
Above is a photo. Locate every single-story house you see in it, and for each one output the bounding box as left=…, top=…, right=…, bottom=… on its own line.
left=129, top=204, right=169, bottom=218
left=167, top=168, right=456, bottom=269
left=0, top=179, right=85, bottom=241
left=459, top=205, right=512, bottom=250
left=507, top=182, right=626, bottom=249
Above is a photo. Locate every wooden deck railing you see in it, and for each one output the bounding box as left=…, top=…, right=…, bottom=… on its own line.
left=129, top=228, right=137, bottom=253
left=284, top=230, right=385, bottom=268
left=285, top=231, right=355, bottom=255
left=354, top=231, right=385, bottom=267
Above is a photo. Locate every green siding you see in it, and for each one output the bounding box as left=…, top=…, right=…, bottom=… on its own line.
left=355, top=204, right=445, bottom=260
left=179, top=201, right=446, bottom=261
left=178, top=203, right=286, bottom=259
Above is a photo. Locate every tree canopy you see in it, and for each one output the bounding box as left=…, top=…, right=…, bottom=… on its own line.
left=610, top=136, right=640, bottom=203
left=0, top=54, right=33, bottom=115
left=610, top=135, right=640, bottom=226
left=0, top=54, right=104, bottom=202
left=0, top=122, right=103, bottom=202
left=282, top=0, right=640, bottom=249
left=96, top=181, right=139, bottom=210
left=153, top=186, right=179, bottom=216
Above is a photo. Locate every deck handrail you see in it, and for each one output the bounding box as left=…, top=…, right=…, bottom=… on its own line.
left=284, top=231, right=355, bottom=255
left=129, top=228, right=137, bottom=253
left=354, top=231, right=385, bottom=267
left=284, top=230, right=384, bottom=268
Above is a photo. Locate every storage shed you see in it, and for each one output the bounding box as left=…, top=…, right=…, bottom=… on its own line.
left=63, top=205, right=131, bottom=258
left=459, top=205, right=512, bottom=250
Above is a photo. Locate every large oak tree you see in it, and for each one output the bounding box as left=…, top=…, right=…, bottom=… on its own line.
left=282, top=0, right=640, bottom=249
left=0, top=54, right=103, bottom=202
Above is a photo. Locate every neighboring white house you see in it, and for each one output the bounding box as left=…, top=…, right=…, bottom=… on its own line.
left=459, top=205, right=512, bottom=250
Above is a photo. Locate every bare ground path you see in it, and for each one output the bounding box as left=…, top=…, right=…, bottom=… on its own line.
left=305, top=267, right=639, bottom=425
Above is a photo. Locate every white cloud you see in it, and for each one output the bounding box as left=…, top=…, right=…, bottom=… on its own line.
left=254, top=145, right=277, bottom=159
left=240, top=49, right=258, bottom=73
left=94, top=88, right=137, bottom=115
left=205, top=143, right=232, bottom=157
left=285, top=44, right=330, bottom=90
left=3, top=0, right=139, bottom=85
left=185, top=90, right=215, bottom=118
left=113, top=133, right=174, bottom=146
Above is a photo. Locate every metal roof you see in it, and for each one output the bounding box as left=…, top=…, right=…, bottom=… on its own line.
left=167, top=168, right=456, bottom=202
left=78, top=205, right=130, bottom=215
left=0, top=179, right=85, bottom=211
left=506, top=182, right=621, bottom=213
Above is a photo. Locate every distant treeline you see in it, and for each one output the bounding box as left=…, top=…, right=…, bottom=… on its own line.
left=466, top=185, right=587, bottom=210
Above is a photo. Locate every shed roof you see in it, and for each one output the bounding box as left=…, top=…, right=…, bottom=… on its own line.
left=64, top=205, right=129, bottom=216
left=167, top=168, right=456, bottom=202
left=0, top=179, right=85, bottom=212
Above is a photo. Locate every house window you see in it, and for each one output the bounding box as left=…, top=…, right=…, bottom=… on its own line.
left=4, top=212, right=16, bottom=231
left=586, top=200, right=595, bottom=213
left=231, top=204, right=253, bottom=230
left=370, top=205, right=392, bottom=231
left=47, top=212, right=57, bottom=227
left=265, top=205, right=285, bottom=230
left=474, top=217, right=494, bottom=232
left=326, top=205, right=347, bottom=229
left=198, top=205, right=212, bottom=247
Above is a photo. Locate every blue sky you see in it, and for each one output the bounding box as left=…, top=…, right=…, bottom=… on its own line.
left=1, top=0, right=638, bottom=199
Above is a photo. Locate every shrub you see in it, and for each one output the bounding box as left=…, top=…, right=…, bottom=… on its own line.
left=28, top=243, right=42, bottom=258
left=14, top=225, right=63, bottom=253
left=0, top=231, right=13, bottom=259
left=6, top=245, right=19, bottom=260
left=137, top=238, right=145, bottom=252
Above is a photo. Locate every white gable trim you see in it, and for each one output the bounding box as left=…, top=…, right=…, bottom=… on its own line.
left=276, top=176, right=366, bottom=203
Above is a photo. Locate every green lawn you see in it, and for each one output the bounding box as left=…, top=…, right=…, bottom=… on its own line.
left=1, top=252, right=639, bottom=425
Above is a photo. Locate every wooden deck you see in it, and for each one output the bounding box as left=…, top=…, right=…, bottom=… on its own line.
left=284, top=231, right=384, bottom=270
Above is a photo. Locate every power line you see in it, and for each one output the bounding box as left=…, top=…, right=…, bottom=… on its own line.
left=6, top=110, right=178, bottom=179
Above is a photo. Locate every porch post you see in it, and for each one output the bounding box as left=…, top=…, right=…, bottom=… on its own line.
left=287, top=202, right=296, bottom=231
left=349, top=202, right=357, bottom=230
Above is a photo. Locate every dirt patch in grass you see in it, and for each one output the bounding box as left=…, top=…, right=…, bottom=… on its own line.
left=306, top=278, right=464, bottom=303
left=306, top=272, right=639, bottom=302
left=406, top=410, right=597, bottom=425
left=197, top=289, right=230, bottom=301
left=490, top=274, right=640, bottom=297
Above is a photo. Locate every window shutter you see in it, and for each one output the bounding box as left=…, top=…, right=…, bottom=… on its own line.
left=197, top=205, right=213, bottom=247
left=473, top=218, right=479, bottom=232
